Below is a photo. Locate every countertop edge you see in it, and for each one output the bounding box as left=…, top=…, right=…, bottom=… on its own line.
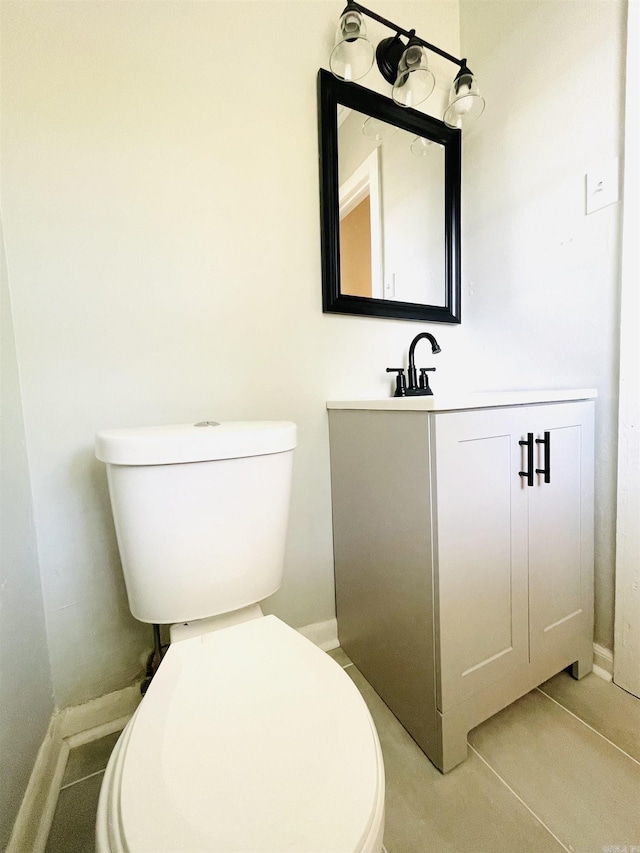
left=326, top=388, right=598, bottom=412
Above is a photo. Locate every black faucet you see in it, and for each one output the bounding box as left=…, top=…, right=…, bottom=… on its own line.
left=408, top=332, right=441, bottom=393
left=386, top=332, right=441, bottom=397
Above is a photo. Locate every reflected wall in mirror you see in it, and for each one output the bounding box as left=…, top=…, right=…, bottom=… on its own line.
left=318, top=69, right=461, bottom=323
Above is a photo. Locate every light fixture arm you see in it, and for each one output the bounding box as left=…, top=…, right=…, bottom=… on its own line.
left=346, top=1, right=466, bottom=70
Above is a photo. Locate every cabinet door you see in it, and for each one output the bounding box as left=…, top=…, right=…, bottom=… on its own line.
left=431, top=408, right=529, bottom=712
left=527, top=401, right=594, bottom=664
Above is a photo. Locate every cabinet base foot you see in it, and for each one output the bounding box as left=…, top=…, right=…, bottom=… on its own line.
left=436, top=715, right=469, bottom=773
left=570, top=653, right=593, bottom=680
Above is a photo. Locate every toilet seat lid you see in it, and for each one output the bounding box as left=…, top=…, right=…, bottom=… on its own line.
left=119, top=616, right=383, bottom=852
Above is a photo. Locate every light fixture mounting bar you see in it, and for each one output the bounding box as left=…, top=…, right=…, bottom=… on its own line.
left=349, top=1, right=464, bottom=68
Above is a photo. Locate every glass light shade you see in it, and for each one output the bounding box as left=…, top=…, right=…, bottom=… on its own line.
left=329, top=8, right=374, bottom=81
left=362, top=116, right=398, bottom=141
left=362, top=117, right=384, bottom=140
left=443, top=69, right=485, bottom=129
left=392, top=42, right=435, bottom=108
left=410, top=136, right=433, bottom=157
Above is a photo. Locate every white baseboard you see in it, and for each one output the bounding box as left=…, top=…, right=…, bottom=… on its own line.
left=66, top=714, right=133, bottom=750
left=593, top=643, right=614, bottom=682
left=7, top=682, right=142, bottom=853
left=6, top=714, right=66, bottom=853
left=60, top=682, right=142, bottom=739
left=297, top=617, right=339, bottom=651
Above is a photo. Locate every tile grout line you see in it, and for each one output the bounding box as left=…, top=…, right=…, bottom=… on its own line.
left=535, top=687, right=640, bottom=768
left=60, top=767, right=106, bottom=791
left=467, top=743, right=572, bottom=853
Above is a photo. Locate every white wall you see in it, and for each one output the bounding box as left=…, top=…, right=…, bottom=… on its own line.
left=0, top=217, right=54, bottom=847
left=460, top=0, right=626, bottom=649
left=1, top=0, right=461, bottom=708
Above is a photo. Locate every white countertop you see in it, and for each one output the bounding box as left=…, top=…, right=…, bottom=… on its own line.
left=327, top=388, right=598, bottom=412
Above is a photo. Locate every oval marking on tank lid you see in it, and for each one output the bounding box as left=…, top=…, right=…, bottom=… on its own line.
left=193, top=421, right=220, bottom=427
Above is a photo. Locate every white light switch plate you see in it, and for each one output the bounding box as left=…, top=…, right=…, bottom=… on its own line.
left=586, top=157, right=619, bottom=214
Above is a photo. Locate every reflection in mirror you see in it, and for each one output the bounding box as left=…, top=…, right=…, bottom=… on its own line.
left=318, top=69, right=461, bottom=323
left=339, top=141, right=382, bottom=298
left=338, top=107, right=445, bottom=306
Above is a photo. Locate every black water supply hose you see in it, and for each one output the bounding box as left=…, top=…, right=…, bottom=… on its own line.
left=141, top=624, right=168, bottom=695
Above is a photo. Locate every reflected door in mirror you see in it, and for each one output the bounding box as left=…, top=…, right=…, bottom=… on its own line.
left=338, top=107, right=445, bottom=306
left=340, top=194, right=373, bottom=296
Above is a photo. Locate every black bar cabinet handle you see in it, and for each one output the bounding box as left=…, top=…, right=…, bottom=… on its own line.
left=519, top=433, right=534, bottom=487
left=535, top=431, right=551, bottom=483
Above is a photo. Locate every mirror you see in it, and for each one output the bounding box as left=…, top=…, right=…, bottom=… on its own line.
left=318, top=69, right=461, bottom=323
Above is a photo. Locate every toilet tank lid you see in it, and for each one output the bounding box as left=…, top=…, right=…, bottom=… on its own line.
left=95, top=421, right=297, bottom=465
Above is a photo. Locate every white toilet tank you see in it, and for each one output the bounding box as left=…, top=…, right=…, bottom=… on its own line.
left=95, top=421, right=297, bottom=624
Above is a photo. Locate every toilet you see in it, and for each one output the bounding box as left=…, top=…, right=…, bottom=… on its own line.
left=94, top=420, right=385, bottom=853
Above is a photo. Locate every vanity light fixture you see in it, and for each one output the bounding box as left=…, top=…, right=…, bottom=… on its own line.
left=443, top=63, right=485, bottom=128
left=329, top=4, right=374, bottom=82
left=329, top=1, right=485, bottom=129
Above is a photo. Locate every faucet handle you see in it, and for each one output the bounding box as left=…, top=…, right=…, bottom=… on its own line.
left=419, top=367, right=436, bottom=394
left=386, top=367, right=407, bottom=398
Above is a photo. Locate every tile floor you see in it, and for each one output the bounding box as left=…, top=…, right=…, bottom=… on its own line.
left=46, top=652, right=640, bottom=853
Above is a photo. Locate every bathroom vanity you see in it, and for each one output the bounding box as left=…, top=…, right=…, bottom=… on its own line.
left=327, top=390, right=596, bottom=772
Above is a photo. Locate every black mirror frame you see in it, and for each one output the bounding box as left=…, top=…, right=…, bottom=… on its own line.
left=318, top=69, right=461, bottom=324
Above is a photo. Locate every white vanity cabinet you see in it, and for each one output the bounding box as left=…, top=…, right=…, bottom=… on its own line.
left=327, top=392, right=595, bottom=772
